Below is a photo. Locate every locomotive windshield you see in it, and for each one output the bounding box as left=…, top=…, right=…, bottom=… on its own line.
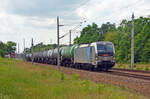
left=97, top=44, right=113, bottom=53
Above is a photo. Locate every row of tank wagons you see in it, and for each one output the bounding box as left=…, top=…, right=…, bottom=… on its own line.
left=25, top=41, right=115, bottom=71
left=25, top=45, right=77, bottom=64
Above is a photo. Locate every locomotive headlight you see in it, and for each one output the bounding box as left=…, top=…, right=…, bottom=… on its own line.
left=95, top=56, right=98, bottom=61
left=112, top=57, right=115, bottom=62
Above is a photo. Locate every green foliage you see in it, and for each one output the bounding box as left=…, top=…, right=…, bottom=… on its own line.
left=121, top=85, right=126, bottom=90
left=144, top=66, right=149, bottom=71
left=6, top=41, right=16, bottom=54
left=80, top=80, right=91, bottom=92
left=0, top=42, right=8, bottom=57
left=60, top=72, right=64, bottom=81
left=0, top=41, right=16, bottom=57
left=97, top=83, right=105, bottom=93
left=0, top=58, right=146, bottom=99
left=74, top=23, right=107, bottom=44
left=24, top=42, right=66, bottom=53
left=134, top=64, right=137, bottom=68
left=136, top=67, right=143, bottom=70
left=72, top=74, right=80, bottom=80
left=74, top=17, right=150, bottom=63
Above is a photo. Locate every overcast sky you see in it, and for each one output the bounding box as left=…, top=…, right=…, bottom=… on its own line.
left=0, top=0, right=150, bottom=52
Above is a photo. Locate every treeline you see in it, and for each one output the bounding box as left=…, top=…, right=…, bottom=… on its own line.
left=24, top=43, right=66, bottom=53
left=74, top=17, right=150, bottom=63
left=0, top=41, right=16, bottom=57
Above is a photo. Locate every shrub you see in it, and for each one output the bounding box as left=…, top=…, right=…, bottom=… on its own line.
left=97, top=83, right=105, bottom=93
left=60, top=72, right=64, bottom=81
left=72, top=74, right=80, bottom=80
left=145, top=66, right=149, bottom=71
left=134, top=64, right=136, bottom=68
left=118, top=64, right=122, bottom=68
left=121, top=85, right=126, bottom=90
left=136, top=67, right=142, bottom=70
left=81, top=80, right=91, bottom=92
left=41, top=72, right=47, bottom=78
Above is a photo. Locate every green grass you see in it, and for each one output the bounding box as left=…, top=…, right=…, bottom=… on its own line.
left=145, top=66, right=149, bottom=71
left=0, top=58, right=146, bottom=99
left=115, top=64, right=150, bottom=71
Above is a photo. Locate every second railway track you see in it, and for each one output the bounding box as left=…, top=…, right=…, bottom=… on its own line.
left=109, top=68, right=150, bottom=81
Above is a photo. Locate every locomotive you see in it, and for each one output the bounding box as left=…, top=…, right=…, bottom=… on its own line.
left=25, top=41, right=115, bottom=71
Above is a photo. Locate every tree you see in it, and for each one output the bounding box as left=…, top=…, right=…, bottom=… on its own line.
left=73, top=16, right=150, bottom=63
left=141, top=38, right=150, bottom=62
left=74, top=23, right=104, bottom=44
left=7, top=41, right=16, bottom=54
left=0, top=42, right=7, bottom=57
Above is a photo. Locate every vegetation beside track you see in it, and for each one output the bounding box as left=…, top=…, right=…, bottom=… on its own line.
left=0, top=58, right=146, bottom=99
left=115, top=64, right=150, bottom=71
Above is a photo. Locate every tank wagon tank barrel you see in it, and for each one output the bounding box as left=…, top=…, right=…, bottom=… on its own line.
left=61, top=46, right=72, bottom=59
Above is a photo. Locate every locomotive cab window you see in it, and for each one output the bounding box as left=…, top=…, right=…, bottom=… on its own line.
left=97, top=44, right=105, bottom=52
left=97, top=44, right=113, bottom=52
left=105, top=44, right=113, bottom=52
left=97, top=44, right=114, bottom=56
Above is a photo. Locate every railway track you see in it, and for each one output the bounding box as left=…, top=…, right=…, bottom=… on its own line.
left=33, top=62, right=150, bottom=81
left=111, top=68, right=150, bottom=73
left=52, top=65, right=150, bottom=81
left=109, top=68, right=150, bottom=81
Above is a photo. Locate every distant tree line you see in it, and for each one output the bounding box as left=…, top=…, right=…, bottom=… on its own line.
left=74, top=17, right=150, bottom=63
left=24, top=43, right=66, bottom=54
left=0, top=41, right=16, bottom=57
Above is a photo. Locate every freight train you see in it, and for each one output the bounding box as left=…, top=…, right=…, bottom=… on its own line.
left=25, top=41, right=115, bottom=71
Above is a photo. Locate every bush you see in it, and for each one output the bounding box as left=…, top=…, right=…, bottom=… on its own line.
left=60, top=72, right=64, bottom=81
left=81, top=80, right=91, bottom=92
left=121, top=85, right=126, bottom=90
left=97, top=83, right=105, bottom=93
left=134, top=64, right=137, bottom=68
left=118, top=64, right=122, bottom=68
left=72, top=74, right=80, bottom=80
left=136, top=67, right=142, bottom=70
left=145, top=66, right=149, bottom=71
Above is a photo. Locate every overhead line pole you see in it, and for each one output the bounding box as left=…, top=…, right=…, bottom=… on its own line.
left=69, top=30, right=71, bottom=46
left=56, top=17, right=85, bottom=71
left=23, top=38, right=25, bottom=52
left=131, top=13, right=135, bottom=69
left=31, top=38, right=34, bottom=64
left=23, top=38, right=25, bottom=60
left=18, top=43, right=20, bottom=54
left=57, top=16, right=60, bottom=72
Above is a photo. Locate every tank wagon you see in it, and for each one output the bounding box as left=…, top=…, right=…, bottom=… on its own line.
left=61, top=45, right=77, bottom=66
left=25, top=53, right=32, bottom=61
left=25, top=41, right=115, bottom=71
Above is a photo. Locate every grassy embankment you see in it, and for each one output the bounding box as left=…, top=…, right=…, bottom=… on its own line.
left=0, top=58, right=146, bottom=99
left=115, top=63, right=150, bottom=71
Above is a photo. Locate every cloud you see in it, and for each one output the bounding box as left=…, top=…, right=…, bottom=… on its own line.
left=5, top=0, right=83, bottom=17
left=0, top=0, right=83, bottom=52
left=0, top=11, right=57, bottom=51
left=76, top=0, right=150, bottom=24
left=0, top=0, right=150, bottom=53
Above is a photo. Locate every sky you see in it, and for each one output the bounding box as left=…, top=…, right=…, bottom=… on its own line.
left=0, top=0, right=150, bottom=52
